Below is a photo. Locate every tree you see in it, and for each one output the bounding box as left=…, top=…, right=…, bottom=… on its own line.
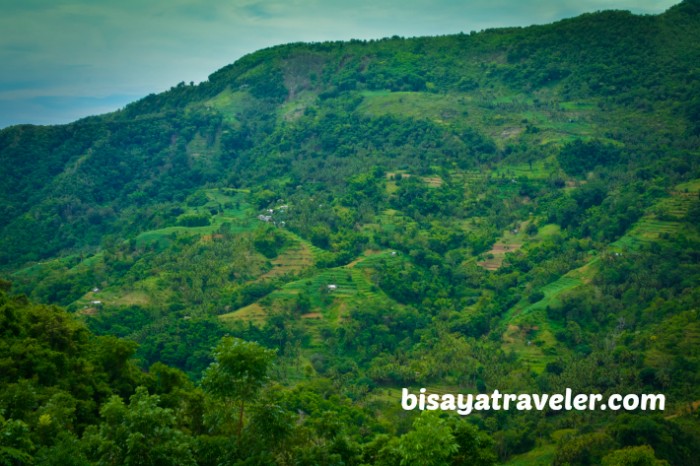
left=450, top=420, right=497, bottom=466
left=602, top=446, right=669, bottom=466
left=557, top=139, right=621, bottom=177
left=201, top=337, right=276, bottom=436
left=553, top=432, right=616, bottom=466
left=81, top=387, right=196, bottom=466
left=0, top=416, right=34, bottom=466
left=397, top=413, right=459, bottom=466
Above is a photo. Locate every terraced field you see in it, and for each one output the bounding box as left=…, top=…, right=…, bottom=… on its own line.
left=456, top=169, right=488, bottom=185
left=500, top=273, right=585, bottom=373
left=500, top=179, right=699, bottom=374
left=219, top=302, right=267, bottom=326
left=477, top=239, right=523, bottom=271
left=219, top=249, right=404, bottom=336
left=491, top=158, right=555, bottom=181
left=274, top=268, right=359, bottom=301
left=274, top=250, right=400, bottom=305
left=135, top=188, right=255, bottom=248
left=260, top=237, right=316, bottom=279
left=353, top=250, right=404, bottom=269
left=477, top=221, right=535, bottom=270
left=612, top=178, right=700, bottom=250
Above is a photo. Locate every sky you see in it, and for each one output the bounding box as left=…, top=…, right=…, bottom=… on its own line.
left=0, top=0, right=681, bottom=129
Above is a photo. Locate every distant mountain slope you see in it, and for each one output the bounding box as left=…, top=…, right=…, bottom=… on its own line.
left=1, top=1, right=698, bottom=267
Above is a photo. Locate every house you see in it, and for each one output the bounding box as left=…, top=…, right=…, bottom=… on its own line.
left=327, top=284, right=337, bottom=291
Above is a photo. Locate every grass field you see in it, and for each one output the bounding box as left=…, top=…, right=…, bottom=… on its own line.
left=358, top=89, right=600, bottom=150
left=14, top=248, right=107, bottom=275
left=201, top=88, right=258, bottom=125
left=186, top=132, right=221, bottom=160
left=359, top=91, right=471, bottom=124
left=277, top=90, right=318, bottom=121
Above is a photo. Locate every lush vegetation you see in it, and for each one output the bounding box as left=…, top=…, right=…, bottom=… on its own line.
left=1, top=1, right=700, bottom=464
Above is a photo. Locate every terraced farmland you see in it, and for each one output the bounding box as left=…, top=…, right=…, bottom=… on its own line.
left=219, top=249, right=404, bottom=332
left=260, top=238, right=316, bottom=279
left=501, top=262, right=587, bottom=373
left=476, top=221, right=528, bottom=270
left=612, top=178, right=700, bottom=250
left=491, top=158, right=555, bottom=180
left=219, top=302, right=267, bottom=326
left=134, top=188, right=255, bottom=249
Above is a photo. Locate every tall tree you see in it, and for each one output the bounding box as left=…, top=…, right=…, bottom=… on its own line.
left=201, top=337, right=276, bottom=437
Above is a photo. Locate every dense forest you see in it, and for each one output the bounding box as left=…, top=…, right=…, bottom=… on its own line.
left=1, top=1, right=700, bottom=464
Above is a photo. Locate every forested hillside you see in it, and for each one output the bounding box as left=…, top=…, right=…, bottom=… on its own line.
left=1, top=1, right=700, bottom=464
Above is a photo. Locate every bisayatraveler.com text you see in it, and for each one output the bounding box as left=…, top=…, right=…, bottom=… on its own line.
left=401, top=388, right=665, bottom=415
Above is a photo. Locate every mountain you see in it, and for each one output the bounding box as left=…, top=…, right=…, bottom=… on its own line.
left=1, top=1, right=700, bottom=464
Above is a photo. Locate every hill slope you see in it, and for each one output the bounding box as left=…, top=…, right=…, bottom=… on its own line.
left=1, top=2, right=700, bottom=464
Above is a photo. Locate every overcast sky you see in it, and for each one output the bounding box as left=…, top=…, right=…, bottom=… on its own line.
left=0, top=0, right=681, bottom=128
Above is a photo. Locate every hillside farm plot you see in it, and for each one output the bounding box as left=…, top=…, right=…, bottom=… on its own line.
left=219, top=302, right=267, bottom=326
left=219, top=249, right=403, bottom=334
left=501, top=263, right=588, bottom=374
left=134, top=189, right=255, bottom=249
left=477, top=221, right=529, bottom=270
left=502, top=285, right=569, bottom=375
left=612, top=178, right=700, bottom=250
left=199, top=88, right=259, bottom=125
left=358, top=91, right=471, bottom=124
left=261, top=242, right=314, bottom=279
left=491, top=158, right=556, bottom=180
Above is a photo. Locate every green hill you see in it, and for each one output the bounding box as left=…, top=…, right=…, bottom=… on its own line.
left=1, top=2, right=700, bottom=464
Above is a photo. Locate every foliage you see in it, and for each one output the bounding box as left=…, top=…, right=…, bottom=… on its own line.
left=1, top=2, right=700, bottom=464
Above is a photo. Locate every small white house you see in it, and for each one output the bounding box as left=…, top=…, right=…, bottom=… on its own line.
left=327, top=284, right=337, bottom=291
